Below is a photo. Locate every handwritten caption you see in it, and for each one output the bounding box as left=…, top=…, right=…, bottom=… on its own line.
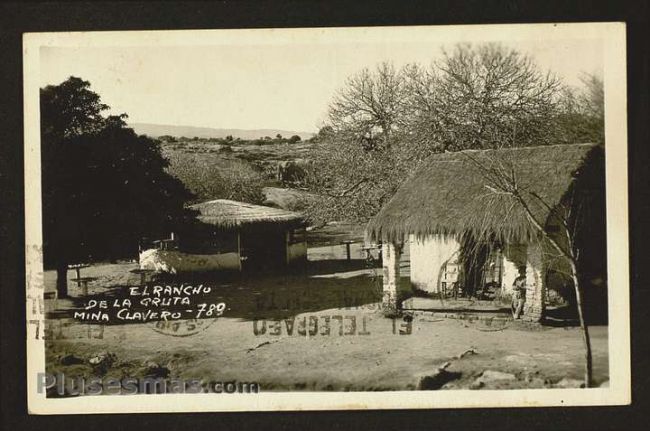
left=73, top=284, right=226, bottom=323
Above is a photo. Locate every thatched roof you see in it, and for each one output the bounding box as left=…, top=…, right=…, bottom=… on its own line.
left=189, top=199, right=304, bottom=228
left=367, top=143, right=603, bottom=244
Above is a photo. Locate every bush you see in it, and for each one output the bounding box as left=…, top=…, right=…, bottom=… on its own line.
left=166, top=152, right=265, bottom=204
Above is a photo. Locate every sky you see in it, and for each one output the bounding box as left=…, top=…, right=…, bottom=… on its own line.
left=39, top=26, right=604, bottom=133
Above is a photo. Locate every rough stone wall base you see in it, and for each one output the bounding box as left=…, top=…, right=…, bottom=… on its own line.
left=523, top=242, right=545, bottom=323
left=382, top=242, right=402, bottom=316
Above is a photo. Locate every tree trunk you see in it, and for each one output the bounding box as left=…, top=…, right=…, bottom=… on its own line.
left=569, top=259, right=593, bottom=387
left=512, top=192, right=593, bottom=387
left=56, top=262, right=68, bottom=298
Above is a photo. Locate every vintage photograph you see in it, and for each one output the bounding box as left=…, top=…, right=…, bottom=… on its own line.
left=24, top=23, right=630, bottom=413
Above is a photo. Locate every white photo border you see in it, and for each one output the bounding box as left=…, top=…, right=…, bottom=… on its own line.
left=24, top=22, right=630, bottom=414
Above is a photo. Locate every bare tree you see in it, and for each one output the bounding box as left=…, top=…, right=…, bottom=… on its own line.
left=308, top=43, right=584, bottom=225
left=302, top=135, right=409, bottom=224
left=404, top=43, right=563, bottom=151
left=328, top=62, right=406, bottom=150
left=578, top=73, right=604, bottom=121
left=557, top=73, right=605, bottom=145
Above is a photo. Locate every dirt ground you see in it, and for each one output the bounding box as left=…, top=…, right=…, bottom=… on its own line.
left=46, top=308, right=608, bottom=393
left=42, top=243, right=609, bottom=393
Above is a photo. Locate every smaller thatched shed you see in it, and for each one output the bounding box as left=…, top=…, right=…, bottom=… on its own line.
left=367, top=143, right=606, bottom=322
left=140, top=199, right=307, bottom=273
left=190, top=199, right=304, bottom=228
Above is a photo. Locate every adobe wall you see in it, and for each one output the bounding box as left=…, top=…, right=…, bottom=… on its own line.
left=139, top=249, right=241, bottom=273
left=523, top=241, right=546, bottom=322
left=408, top=234, right=460, bottom=293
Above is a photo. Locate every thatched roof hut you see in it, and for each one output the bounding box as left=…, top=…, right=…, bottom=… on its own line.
left=142, top=199, right=308, bottom=273
left=189, top=199, right=304, bottom=229
left=367, top=143, right=603, bottom=244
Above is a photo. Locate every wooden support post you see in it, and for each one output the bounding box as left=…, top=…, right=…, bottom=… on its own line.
left=382, top=241, right=402, bottom=316
left=237, top=232, right=242, bottom=271
left=342, top=240, right=354, bottom=261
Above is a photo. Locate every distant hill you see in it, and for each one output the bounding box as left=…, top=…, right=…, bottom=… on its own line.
left=129, top=123, right=315, bottom=141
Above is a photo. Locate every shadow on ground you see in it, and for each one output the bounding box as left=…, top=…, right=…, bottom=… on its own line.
left=46, top=259, right=384, bottom=323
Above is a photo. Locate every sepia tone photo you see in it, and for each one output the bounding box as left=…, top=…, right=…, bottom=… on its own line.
left=24, top=23, right=630, bottom=413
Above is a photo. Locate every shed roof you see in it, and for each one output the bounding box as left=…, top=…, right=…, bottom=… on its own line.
left=189, top=199, right=304, bottom=228
left=366, top=143, right=603, bottom=244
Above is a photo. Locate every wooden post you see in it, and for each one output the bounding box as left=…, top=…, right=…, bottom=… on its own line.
left=237, top=232, right=242, bottom=271
left=342, top=240, right=354, bottom=261
left=56, top=262, right=68, bottom=298
left=285, top=230, right=290, bottom=266
left=382, top=241, right=402, bottom=316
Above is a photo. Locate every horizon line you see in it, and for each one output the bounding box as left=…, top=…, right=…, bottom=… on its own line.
left=127, top=121, right=318, bottom=135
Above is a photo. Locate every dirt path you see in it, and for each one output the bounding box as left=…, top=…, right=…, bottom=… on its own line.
left=45, top=306, right=608, bottom=392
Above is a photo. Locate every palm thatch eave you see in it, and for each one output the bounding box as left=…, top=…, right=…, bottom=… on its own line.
left=189, top=199, right=305, bottom=229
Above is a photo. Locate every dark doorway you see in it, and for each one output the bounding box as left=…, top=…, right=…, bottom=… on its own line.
left=240, top=225, right=286, bottom=271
